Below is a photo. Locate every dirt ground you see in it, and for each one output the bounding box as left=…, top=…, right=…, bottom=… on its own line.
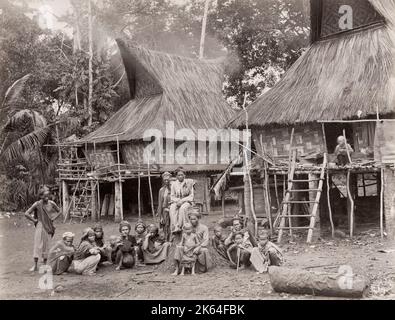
left=0, top=211, right=394, bottom=300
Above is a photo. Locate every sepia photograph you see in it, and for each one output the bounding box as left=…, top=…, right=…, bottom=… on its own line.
left=0, top=0, right=394, bottom=307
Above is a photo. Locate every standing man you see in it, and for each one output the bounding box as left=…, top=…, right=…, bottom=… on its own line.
left=157, top=172, right=172, bottom=241
left=169, top=167, right=195, bottom=234
left=24, top=186, right=62, bottom=272
left=172, top=211, right=212, bottom=275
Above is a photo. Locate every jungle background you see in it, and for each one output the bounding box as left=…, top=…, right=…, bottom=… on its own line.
left=0, top=0, right=310, bottom=211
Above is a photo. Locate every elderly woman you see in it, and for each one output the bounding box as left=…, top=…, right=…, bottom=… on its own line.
left=115, top=221, right=137, bottom=270
left=24, top=186, right=62, bottom=272
left=169, top=167, right=195, bottom=234
left=69, top=228, right=101, bottom=276
left=157, top=172, right=172, bottom=241
left=142, top=224, right=171, bottom=264
left=48, top=232, right=75, bottom=275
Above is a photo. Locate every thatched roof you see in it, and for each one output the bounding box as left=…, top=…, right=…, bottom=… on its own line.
left=83, top=39, right=234, bottom=143
left=228, top=0, right=395, bottom=129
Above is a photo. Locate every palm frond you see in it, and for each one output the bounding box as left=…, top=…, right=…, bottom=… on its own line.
left=1, top=74, right=32, bottom=108
left=1, top=127, right=51, bottom=163
left=5, top=109, right=47, bottom=131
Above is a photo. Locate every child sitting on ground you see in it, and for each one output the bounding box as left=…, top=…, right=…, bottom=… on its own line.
left=115, top=221, right=137, bottom=271
left=179, top=222, right=199, bottom=276
left=227, top=232, right=253, bottom=270
left=211, top=226, right=228, bottom=260
left=249, top=230, right=284, bottom=274
left=102, top=235, right=120, bottom=264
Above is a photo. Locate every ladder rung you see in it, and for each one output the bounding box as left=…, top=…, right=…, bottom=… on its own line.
left=284, top=200, right=319, bottom=204
left=277, top=226, right=314, bottom=230
left=287, top=189, right=321, bottom=193
left=280, top=215, right=313, bottom=218
left=290, top=179, right=323, bottom=183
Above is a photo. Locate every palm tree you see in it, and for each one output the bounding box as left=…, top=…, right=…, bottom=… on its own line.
left=0, top=75, right=79, bottom=207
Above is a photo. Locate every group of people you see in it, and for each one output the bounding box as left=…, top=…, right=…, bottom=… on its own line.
left=25, top=167, right=284, bottom=277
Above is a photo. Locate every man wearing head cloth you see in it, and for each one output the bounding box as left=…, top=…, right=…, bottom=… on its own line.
left=172, top=210, right=212, bottom=275
left=169, top=167, right=195, bottom=234
left=24, top=185, right=62, bottom=272
left=157, top=172, right=172, bottom=241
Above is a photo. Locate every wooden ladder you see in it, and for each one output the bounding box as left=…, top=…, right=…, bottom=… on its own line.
left=70, top=180, right=97, bottom=223
left=277, top=153, right=327, bottom=243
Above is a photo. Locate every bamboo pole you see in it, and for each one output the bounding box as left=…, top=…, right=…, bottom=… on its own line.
left=244, top=149, right=258, bottom=238
left=138, top=166, right=141, bottom=219
left=274, top=174, right=280, bottom=209
left=342, top=129, right=352, bottom=164
left=116, top=136, right=123, bottom=220
left=87, top=0, right=93, bottom=126
left=199, top=0, right=210, bottom=59
left=260, top=135, right=272, bottom=232
left=326, top=169, right=335, bottom=238
left=147, top=157, right=155, bottom=219
left=380, top=168, right=384, bottom=239
left=222, top=194, right=225, bottom=217
left=346, top=170, right=354, bottom=238
left=287, top=128, right=295, bottom=239
left=376, top=107, right=384, bottom=239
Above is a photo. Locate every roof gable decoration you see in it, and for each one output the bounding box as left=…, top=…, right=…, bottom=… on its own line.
left=82, top=39, right=235, bottom=144
left=311, top=0, right=385, bottom=42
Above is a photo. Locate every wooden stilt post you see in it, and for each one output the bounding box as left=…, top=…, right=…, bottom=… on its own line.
left=288, top=128, right=295, bottom=239
left=274, top=174, right=280, bottom=209
left=138, top=167, right=141, bottom=219
left=97, top=181, right=101, bottom=221
left=326, top=169, right=335, bottom=238
left=91, top=180, right=97, bottom=222
left=347, top=170, right=355, bottom=238
left=116, top=135, right=123, bottom=221
left=61, top=180, right=69, bottom=220
left=147, top=158, right=155, bottom=219
left=222, top=194, right=225, bottom=218
left=260, top=135, right=272, bottom=232
left=114, top=181, right=122, bottom=223
left=380, top=168, right=384, bottom=239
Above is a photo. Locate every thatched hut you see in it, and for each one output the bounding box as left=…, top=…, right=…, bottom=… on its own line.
left=59, top=39, right=235, bottom=222
left=227, top=0, right=395, bottom=240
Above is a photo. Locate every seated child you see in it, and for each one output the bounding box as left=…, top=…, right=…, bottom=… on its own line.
left=250, top=231, right=284, bottom=274
left=115, top=221, right=137, bottom=271
left=179, top=222, right=199, bottom=276
left=134, top=220, right=147, bottom=265
left=211, top=226, right=228, bottom=260
left=334, top=136, right=354, bottom=166
left=101, top=235, right=120, bottom=264
left=227, top=232, right=253, bottom=270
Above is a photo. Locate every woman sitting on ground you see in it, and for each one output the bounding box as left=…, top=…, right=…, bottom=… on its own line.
left=69, top=228, right=101, bottom=276
left=92, top=224, right=108, bottom=264
left=115, top=221, right=137, bottom=270
left=134, top=220, right=147, bottom=265
left=48, top=232, right=75, bottom=275
left=142, top=224, right=171, bottom=264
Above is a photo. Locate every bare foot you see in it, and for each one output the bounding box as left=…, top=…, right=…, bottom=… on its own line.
left=171, top=270, right=178, bottom=276
left=180, top=272, right=185, bottom=276
left=191, top=272, right=196, bottom=276
left=115, top=266, right=121, bottom=271
left=29, top=265, right=38, bottom=272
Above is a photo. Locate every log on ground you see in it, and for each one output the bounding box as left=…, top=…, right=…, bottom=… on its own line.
left=268, top=266, right=369, bottom=298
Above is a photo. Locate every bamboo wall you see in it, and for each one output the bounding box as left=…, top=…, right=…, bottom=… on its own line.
left=253, top=124, right=325, bottom=157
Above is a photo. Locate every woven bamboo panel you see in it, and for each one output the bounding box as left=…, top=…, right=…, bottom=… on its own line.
left=320, top=0, right=384, bottom=38
left=254, top=125, right=325, bottom=158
